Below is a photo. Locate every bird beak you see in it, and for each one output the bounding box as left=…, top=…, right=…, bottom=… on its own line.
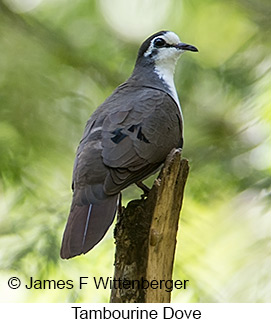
left=175, top=43, right=198, bottom=52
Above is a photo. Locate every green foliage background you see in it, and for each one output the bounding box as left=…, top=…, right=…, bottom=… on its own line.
left=0, top=0, right=270, bottom=302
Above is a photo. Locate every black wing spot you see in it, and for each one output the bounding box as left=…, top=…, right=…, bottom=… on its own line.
left=111, top=128, right=128, bottom=144
left=137, top=126, right=150, bottom=144
left=128, top=124, right=140, bottom=133
left=128, top=125, right=136, bottom=133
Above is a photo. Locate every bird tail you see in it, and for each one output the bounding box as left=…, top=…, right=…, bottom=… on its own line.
left=60, top=195, right=118, bottom=259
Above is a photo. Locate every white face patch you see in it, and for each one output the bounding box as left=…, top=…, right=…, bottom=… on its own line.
left=144, top=31, right=182, bottom=59
left=162, top=31, right=181, bottom=46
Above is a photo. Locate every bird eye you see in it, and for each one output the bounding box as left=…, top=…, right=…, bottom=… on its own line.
left=153, top=37, right=166, bottom=48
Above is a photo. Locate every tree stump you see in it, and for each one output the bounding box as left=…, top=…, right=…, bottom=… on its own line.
left=110, top=149, right=189, bottom=303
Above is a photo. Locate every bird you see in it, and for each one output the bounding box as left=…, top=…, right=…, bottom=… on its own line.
left=60, top=30, right=198, bottom=259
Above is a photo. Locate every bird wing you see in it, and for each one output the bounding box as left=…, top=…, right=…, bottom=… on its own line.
left=72, top=85, right=182, bottom=200
left=100, top=86, right=183, bottom=195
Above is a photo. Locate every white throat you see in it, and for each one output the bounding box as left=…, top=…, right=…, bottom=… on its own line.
left=154, top=58, right=181, bottom=112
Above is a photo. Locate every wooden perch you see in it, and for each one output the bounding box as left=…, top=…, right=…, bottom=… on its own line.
left=110, top=149, right=189, bottom=303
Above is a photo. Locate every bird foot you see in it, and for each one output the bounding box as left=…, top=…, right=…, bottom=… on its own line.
left=136, top=181, right=150, bottom=199
left=117, top=193, right=124, bottom=216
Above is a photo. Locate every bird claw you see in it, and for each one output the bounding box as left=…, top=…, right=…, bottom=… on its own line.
left=117, top=193, right=124, bottom=216
left=136, top=181, right=150, bottom=199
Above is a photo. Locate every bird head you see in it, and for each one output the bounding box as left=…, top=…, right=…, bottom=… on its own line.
left=136, top=31, right=198, bottom=75
left=137, top=31, right=198, bottom=64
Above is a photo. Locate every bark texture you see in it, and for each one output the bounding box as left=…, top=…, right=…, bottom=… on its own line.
left=110, top=149, right=189, bottom=303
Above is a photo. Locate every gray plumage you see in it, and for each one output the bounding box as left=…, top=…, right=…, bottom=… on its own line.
left=60, top=31, right=198, bottom=259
